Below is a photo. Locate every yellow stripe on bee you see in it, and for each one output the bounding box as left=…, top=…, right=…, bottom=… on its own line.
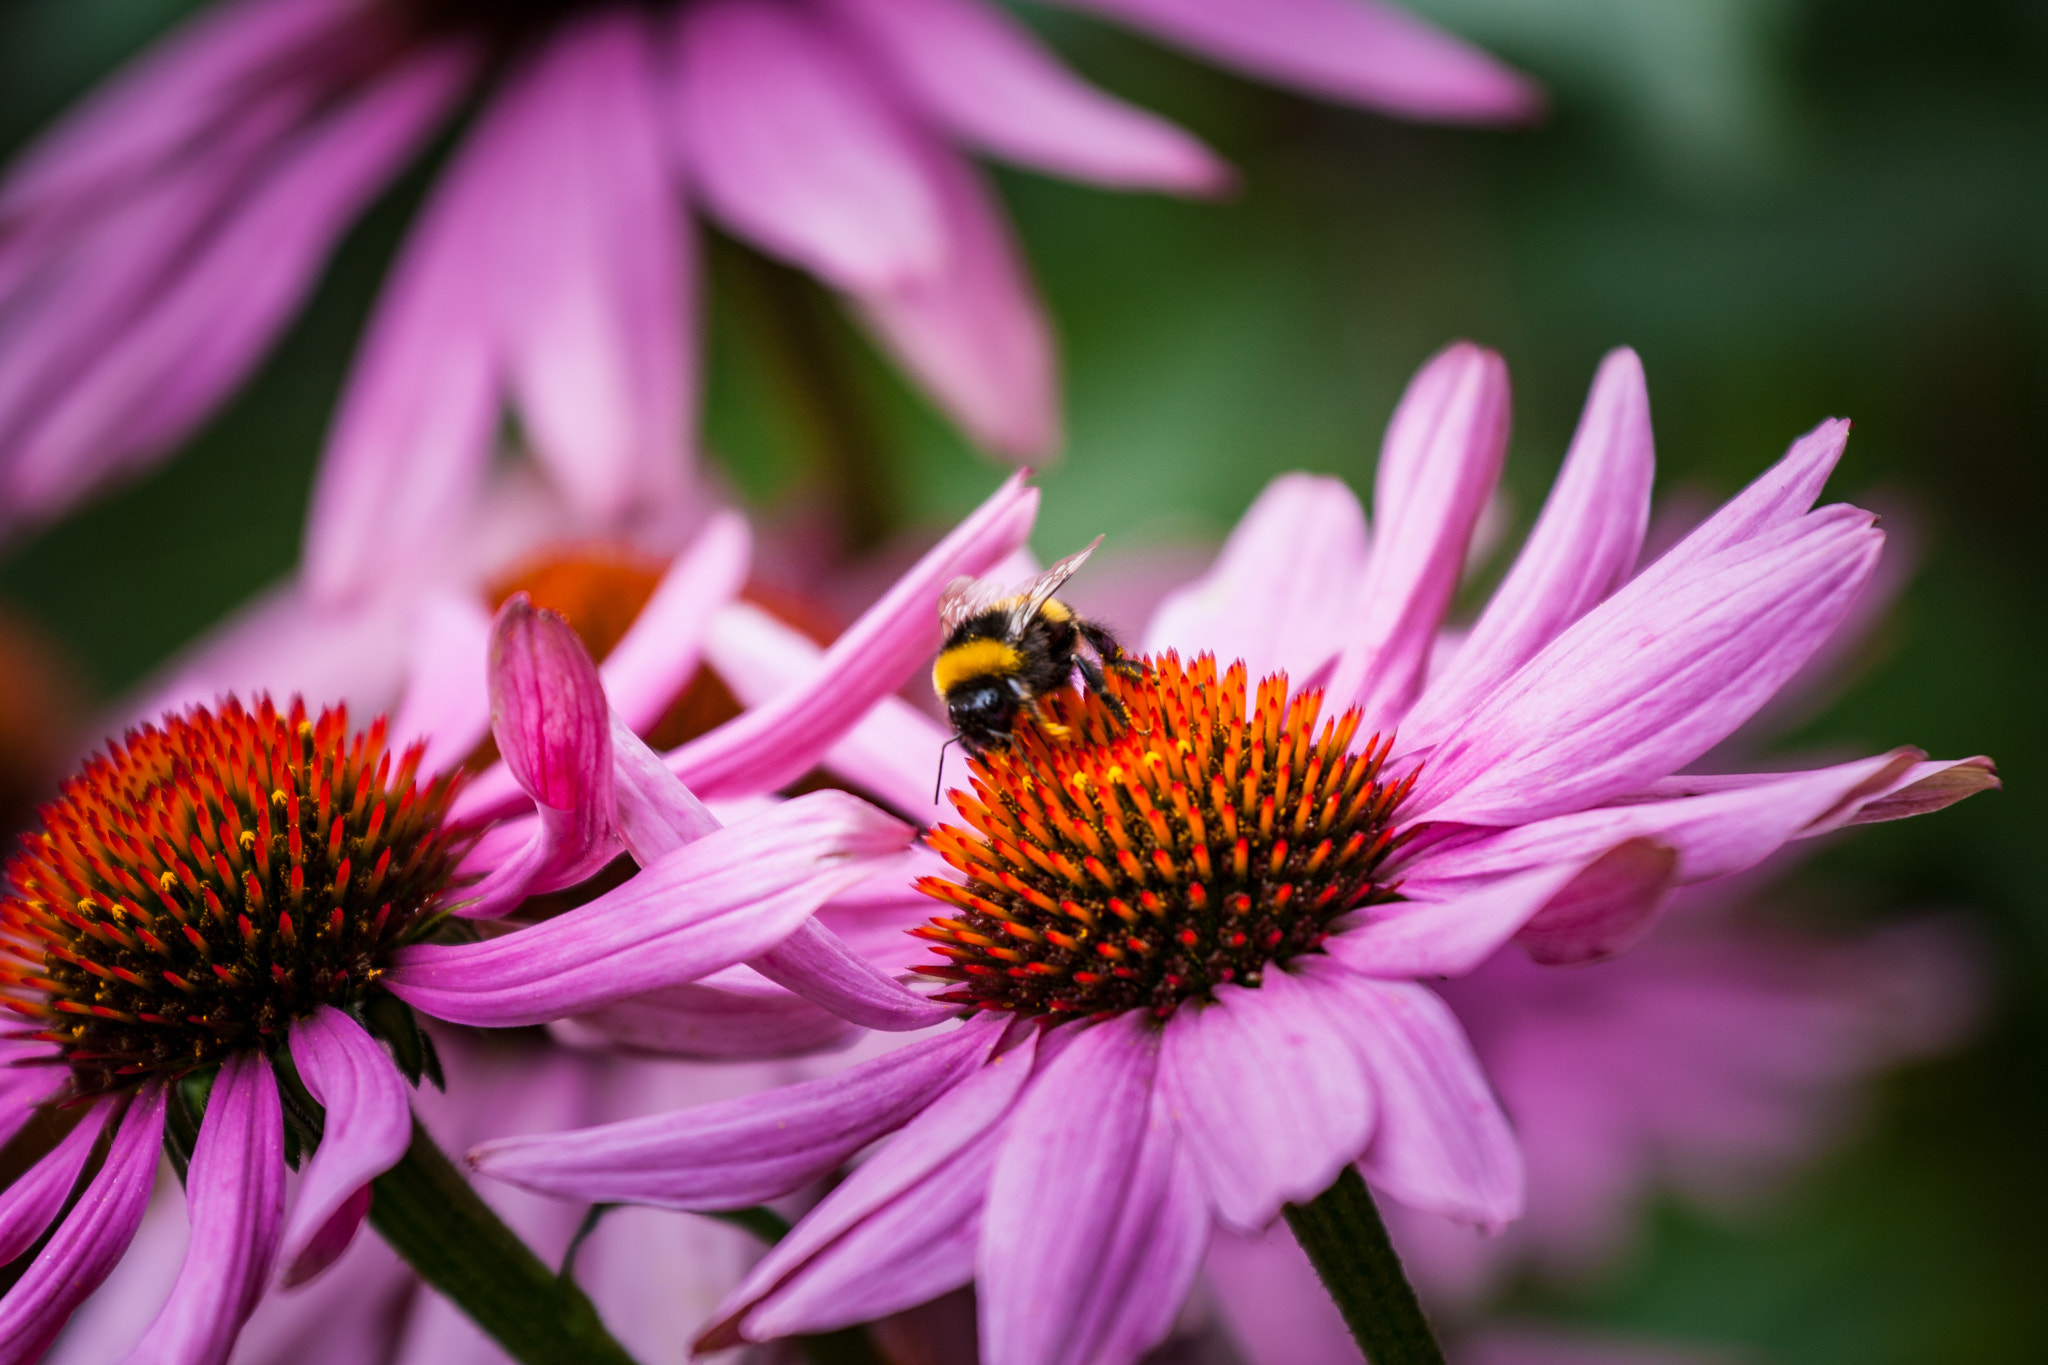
left=934, top=638, right=1024, bottom=695
left=1038, top=598, right=1072, bottom=624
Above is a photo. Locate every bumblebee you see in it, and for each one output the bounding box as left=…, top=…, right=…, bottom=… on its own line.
left=933, top=536, right=1134, bottom=755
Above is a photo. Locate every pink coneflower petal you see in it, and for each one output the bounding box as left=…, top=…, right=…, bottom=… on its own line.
left=1161, top=967, right=1373, bottom=1232
left=1143, top=473, right=1371, bottom=685
left=388, top=791, right=910, bottom=1026
left=1050, top=0, right=1543, bottom=124
left=118, top=1053, right=284, bottom=1365
left=1411, top=507, right=1886, bottom=827
left=490, top=9, right=694, bottom=529
left=820, top=0, right=1230, bottom=193
left=279, top=1008, right=413, bottom=1287
left=388, top=590, right=495, bottom=773
left=1325, top=857, right=1596, bottom=979
left=674, top=0, right=947, bottom=292
left=706, top=1027, right=1041, bottom=1345
left=1403, top=347, right=1655, bottom=748
left=608, top=713, right=723, bottom=860
left=981, top=1012, right=1209, bottom=1365
left=1634, top=417, right=1850, bottom=588
left=4, top=48, right=467, bottom=519
left=0, top=1041, right=61, bottom=1149
left=556, top=974, right=859, bottom=1060
left=458, top=599, right=619, bottom=919
left=844, top=133, right=1060, bottom=458
left=472, top=1014, right=1006, bottom=1208
left=600, top=512, right=752, bottom=734
left=1329, top=341, right=1511, bottom=730
left=0, top=1086, right=163, bottom=1364
left=752, top=919, right=959, bottom=1031
left=701, top=599, right=954, bottom=823
left=1821, top=755, right=2001, bottom=828
left=669, top=471, right=1038, bottom=798
left=0, top=1098, right=108, bottom=1265
left=1299, top=962, right=1522, bottom=1228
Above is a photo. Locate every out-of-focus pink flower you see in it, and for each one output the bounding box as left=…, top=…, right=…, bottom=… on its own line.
left=466, top=343, right=1994, bottom=1365
left=0, top=0, right=1539, bottom=586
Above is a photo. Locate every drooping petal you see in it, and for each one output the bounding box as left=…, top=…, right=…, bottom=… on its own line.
left=1323, top=858, right=1592, bottom=980
left=389, top=791, right=910, bottom=1025
left=0, top=1086, right=163, bottom=1365
left=553, top=973, right=858, bottom=1059
left=1827, top=755, right=2000, bottom=829
left=491, top=9, right=696, bottom=528
left=1050, top=0, right=1541, bottom=123
left=2, top=48, right=468, bottom=523
left=0, top=1041, right=63, bottom=1149
left=458, top=597, right=618, bottom=918
left=1508, top=838, right=1679, bottom=966
left=0, top=1099, right=108, bottom=1265
left=1161, top=967, right=1373, bottom=1232
left=820, top=0, right=1227, bottom=192
left=1143, top=473, right=1371, bottom=684
left=1328, top=342, right=1511, bottom=730
left=388, top=589, right=495, bottom=774
left=752, top=919, right=958, bottom=1031
left=843, top=133, right=1059, bottom=457
left=280, top=1008, right=413, bottom=1286
left=703, top=1028, right=1040, bottom=1348
left=674, top=0, right=946, bottom=291
left=1299, top=963, right=1522, bottom=1229
left=1409, top=506, right=1886, bottom=827
left=608, top=712, right=722, bottom=863
left=119, top=1052, right=285, bottom=1365
left=668, top=471, right=1037, bottom=797
left=600, top=512, right=751, bottom=733
left=1401, top=347, right=1655, bottom=747
left=981, top=1013, right=1207, bottom=1365
left=472, top=1013, right=1005, bottom=1208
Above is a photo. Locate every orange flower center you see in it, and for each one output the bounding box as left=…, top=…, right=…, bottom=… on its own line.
left=0, top=699, right=463, bottom=1096
left=914, top=652, right=1412, bottom=1019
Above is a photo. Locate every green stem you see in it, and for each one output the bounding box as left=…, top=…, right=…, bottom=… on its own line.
left=369, top=1119, right=641, bottom=1365
left=1283, top=1167, right=1447, bottom=1365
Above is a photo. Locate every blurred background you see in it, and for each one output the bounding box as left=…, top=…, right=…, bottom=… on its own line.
left=1, top=1, right=2044, bottom=1361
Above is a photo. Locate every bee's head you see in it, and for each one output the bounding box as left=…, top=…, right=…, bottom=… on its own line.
left=946, top=681, right=1015, bottom=752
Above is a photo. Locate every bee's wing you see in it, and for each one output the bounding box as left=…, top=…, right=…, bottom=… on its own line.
left=1005, top=535, right=1105, bottom=635
left=939, top=574, right=1016, bottom=636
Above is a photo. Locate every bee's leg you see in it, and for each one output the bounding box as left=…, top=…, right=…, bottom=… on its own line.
left=1078, top=621, right=1143, bottom=676
left=1027, top=696, right=1073, bottom=738
left=1074, top=654, right=1134, bottom=731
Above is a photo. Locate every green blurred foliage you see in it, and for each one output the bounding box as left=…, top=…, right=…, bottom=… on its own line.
left=3, top=0, right=2047, bottom=1360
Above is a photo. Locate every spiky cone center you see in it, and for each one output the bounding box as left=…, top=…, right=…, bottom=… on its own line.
left=0, top=697, right=465, bottom=1097
left=913, top=652, right=1414, bottom=1019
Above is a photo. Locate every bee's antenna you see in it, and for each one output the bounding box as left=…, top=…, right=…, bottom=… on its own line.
left=933, top=735, right=960, bottom=807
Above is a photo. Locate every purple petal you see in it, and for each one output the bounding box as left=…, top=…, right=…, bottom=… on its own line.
left=1833, top=755, right=2000, bottom=828
left=1298, top=963, right=1522, bottom=1228
left=389, top=589, right=495, bottom=774
left=1402, top=347, right=1655, bottom=748
left=674, top=0, right=946, bottom=291
left=1635, top=417, right=1850, bottom=586
left=554, top=974, right=859, bottom=1059
left=845, top=132, right=1059, bottom=457
left=1329, top=342, right=1511, bottom=731
left=1050, top=0, right=1541, bottom=123
left=281, top=1008, right=413, bottom=1286
left=601, top=512, right=751, bottom=733
left=752, top=918, right=959, bottom=1031
left=707, top=1027, right=1040, bottom=1346
left=0, top=1041, right=62, bottom=1150
left=4, top=48, right=467, bottom=521
left=700, top=598, right=956, bottom=824
left=119, top=1052, right=285, bottom=1365
left=668, top=471, right=1037, bottom=797
left=1323, top=858, right=1592, bottom=979
left=820, top=0, right=1228, bottom=192
left=608, top=712, right=722, bottom=863
left=982, top=1013, right=1209, bottom=1365
left=489, top=9, right=696, bottom=529
left=0, top=1098, right=108, bottom=1265
left=472, top=1013, right=1006, bottom=1208
left=1510, top=837, right=1679, bottom=966
left=1161, top=967, right=1373, bottom=1231
left=389, top=790, right=911, bottom=1025
left=1409, top=507, right=1886, bottom=827
left=0, top=1087, right=163, bottom=1364
left=459, top=597, right=619, bottom=918
left=1143, top=473, right=1371, bottom=684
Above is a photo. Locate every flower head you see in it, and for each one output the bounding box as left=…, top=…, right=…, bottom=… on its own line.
left=0, top=0, right=1537, bottom=595
left=471, top=342, right=1996, bottom=1365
